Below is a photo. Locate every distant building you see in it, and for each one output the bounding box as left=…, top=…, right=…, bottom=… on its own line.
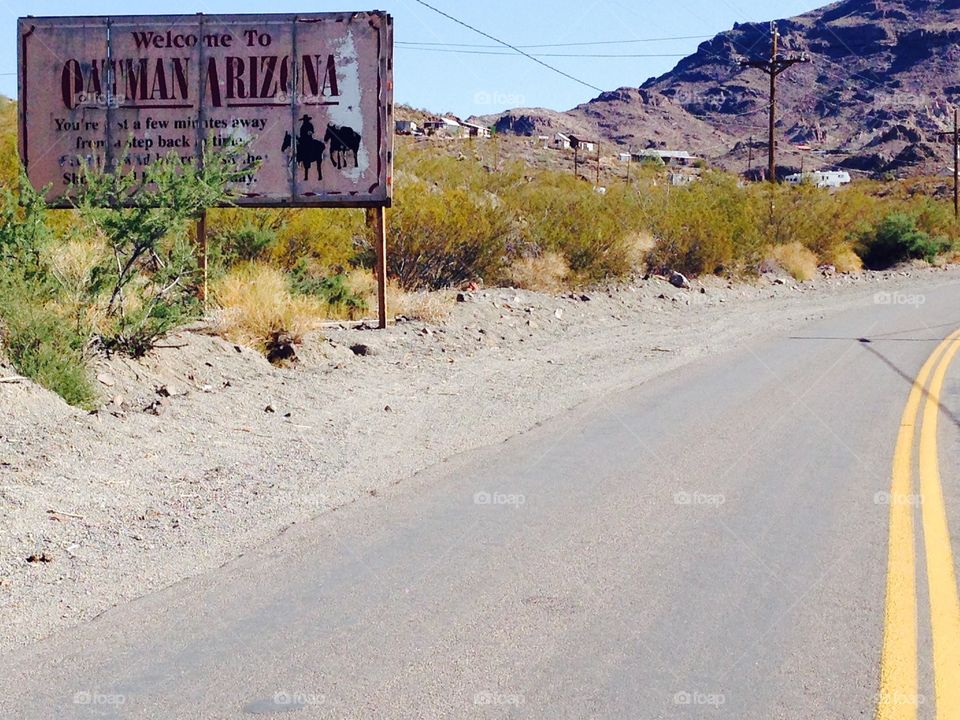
left=395, top=120, right=419, bottom=135
left=461, top=121, right=492, bottom=139
left=423, top=117, right=466, bottom=138
left=569, top=135, right=596, bottom=153
left=784, top=170, right=851, bottom=188
left=634, top=149, right=700, bottom=167
left=554, top=133, right=571, bottom=150
left=618, top=152, right=632, bottom=163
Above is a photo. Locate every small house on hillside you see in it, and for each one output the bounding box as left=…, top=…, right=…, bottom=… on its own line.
left=554, top=133, right=571, bottom=150
left=462, top=121, right=492, bottom=139
left=395, top=120, right=420, bottom=136
left=634, top=149, right=700, bottom=167
left=569, top=135, right=596, bottom=153
left=424, top=117, right=466, bottom=138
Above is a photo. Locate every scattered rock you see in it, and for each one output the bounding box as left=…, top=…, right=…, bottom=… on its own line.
left=26, top=552, right=52, bottom=564
left=265, top=404, right=276, bottom=414
left=350, top=344, right=378, bottom=357
left=773, top=278, right=787, bottom=285
left=96, top=373, right=116, bottom=387
left=144, top=399, right=168, bottom=416
left=384, top=405, right=392, bottom=412
left=554, top=308, right=564, bottom=320
left=669, top=271, right=691, bottom=289
left=266, top=331, right=298, bottom=365
left=456, top=293, right=468, bottom=303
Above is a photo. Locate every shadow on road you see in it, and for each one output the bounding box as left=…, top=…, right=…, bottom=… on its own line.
left=788, top=331, right=960, bottom=430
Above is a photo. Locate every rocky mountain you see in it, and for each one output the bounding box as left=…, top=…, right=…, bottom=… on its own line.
left=474, top=0, right=960, bottom=178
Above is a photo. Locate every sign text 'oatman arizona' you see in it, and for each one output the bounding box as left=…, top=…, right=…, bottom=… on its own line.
left=17, top=11, right=394, bottom=207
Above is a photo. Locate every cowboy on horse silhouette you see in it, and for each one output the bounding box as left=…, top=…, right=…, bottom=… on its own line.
left=282, top=114, right=326, bottom=181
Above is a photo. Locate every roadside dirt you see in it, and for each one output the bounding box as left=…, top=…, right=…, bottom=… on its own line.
left=1, top=265, right=956, bottom=652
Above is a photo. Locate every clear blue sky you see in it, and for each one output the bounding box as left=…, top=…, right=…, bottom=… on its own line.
left=3, top=0, right=825, bottom=116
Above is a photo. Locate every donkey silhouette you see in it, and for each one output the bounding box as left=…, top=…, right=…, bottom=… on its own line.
left=282, top=115, right=325, bottom=181
left=324, top=124, right=361, bottom=170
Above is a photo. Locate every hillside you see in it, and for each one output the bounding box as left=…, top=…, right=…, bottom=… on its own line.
left=476, top=0, right=960, bottom=178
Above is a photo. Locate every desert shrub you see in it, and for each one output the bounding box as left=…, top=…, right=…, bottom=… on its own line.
left=904, top=196, right=960, bottom=243
left=858, top=212, right=952, bottom=269
left=507, top=251, right=570, bottom=293
left=270, top=208, right=364, bottom=271
left=647, top=172, right=762, bottom=275
left=211, top=263, right=328, bottom=349
left=388, top=180, right=513, bottom=289
left=0, top=277, right=96, bottom=408
left=0, top=179, right=96, bottom=406
left=510, top=175, right=644, bottom=282
left=76, top=147, right=253, bottom=355
left=769, top=241, right=818, bottom=281
left=826, top=244, right=864, bottom=273
left=0, top=98, right=18, bottom=189
left=288, top=260, right=367, bottom=317
left=386, top=281, right=452, bottom=322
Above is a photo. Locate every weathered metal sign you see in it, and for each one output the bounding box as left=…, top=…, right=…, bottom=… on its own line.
left=17, top=11, right=394, bottom=207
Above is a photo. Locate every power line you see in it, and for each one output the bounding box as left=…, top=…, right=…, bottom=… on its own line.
left=396, top=34, right=713, bottom=49
left=397, top=46, right=688, bottom=58
left=409, top=0, right=604, bottom=93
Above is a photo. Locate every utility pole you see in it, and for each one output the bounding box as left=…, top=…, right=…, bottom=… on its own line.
left=741, top=22, right=809, bottom=183
left=938, top=108, right=960, bottom=219
left=596, top=142, right=601, bottom=186
left=747, top=135, right=754, bottom=176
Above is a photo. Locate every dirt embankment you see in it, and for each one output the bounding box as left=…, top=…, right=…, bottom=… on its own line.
left=1, top=265, right=957, bottom=652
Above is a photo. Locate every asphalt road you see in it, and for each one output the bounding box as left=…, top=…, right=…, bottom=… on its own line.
left=4, top=282, right=960, bottom=720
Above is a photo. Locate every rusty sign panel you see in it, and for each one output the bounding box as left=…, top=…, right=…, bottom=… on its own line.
left=17, top=11, right=394, bottom=208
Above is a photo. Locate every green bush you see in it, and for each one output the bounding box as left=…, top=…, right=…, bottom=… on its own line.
left=288, top=260, right=367, bottom=316
left=647, top=172, right=762, bottom=275
left=388, top=180, right=513, bottom=289
left=77, top=147, right=254, bottom=355
left=510, top=175, right=644, bottom=282
left=858, top=212, right=952, bottom=270
left=0, top=277, right=96, bottom=408
left=0, top=179, right=96, bottom=407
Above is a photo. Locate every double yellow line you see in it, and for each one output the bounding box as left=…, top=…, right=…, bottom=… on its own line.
left=878, top=329, right=960, bottom=720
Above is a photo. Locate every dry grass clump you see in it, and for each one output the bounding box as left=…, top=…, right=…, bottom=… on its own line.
left=346, top=268, right=451, bottom=323
left=828, top=244, right=864, bottom=273
left=388, top=283, right=452, bottom=322
left=507, top=251, right=570, bottom=293
left=769, top=242, right=819, bottom=281
left=211, top=263, right=326, bottom=349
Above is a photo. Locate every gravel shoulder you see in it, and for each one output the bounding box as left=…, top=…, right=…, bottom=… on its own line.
left=1, top=265, right=956, bottom=653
